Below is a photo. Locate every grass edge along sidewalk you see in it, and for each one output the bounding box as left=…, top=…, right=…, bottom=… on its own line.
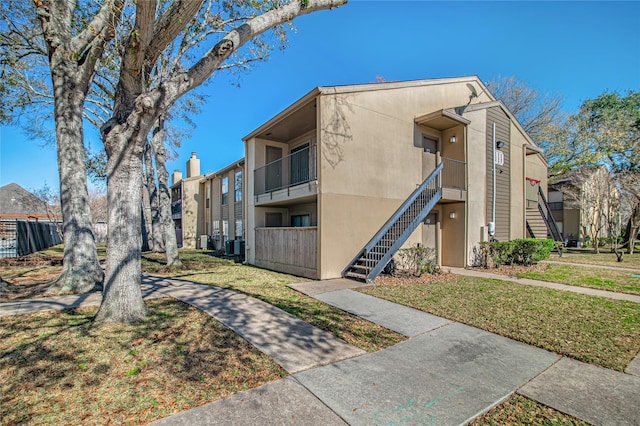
left=362, top=274, right=640, bottom=372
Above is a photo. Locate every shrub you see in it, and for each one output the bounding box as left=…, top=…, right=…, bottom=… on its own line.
left=478, top=238, right=553, bottom=267
left=397, top=245, right=439, bottom=276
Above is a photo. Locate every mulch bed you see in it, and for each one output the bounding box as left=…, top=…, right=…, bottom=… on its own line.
left=373, top=263, right=548, bottom=287
left=374, top=270, right=456, bottom=286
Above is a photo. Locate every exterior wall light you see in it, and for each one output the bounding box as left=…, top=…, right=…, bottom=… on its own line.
left=450, top=136, right=456, bottom=143
left=449, top=212, right=457, bottom=219
left=496, top=141, right=505, bottom=149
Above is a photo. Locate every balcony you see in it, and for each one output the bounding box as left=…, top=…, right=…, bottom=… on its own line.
left=171, top=199, right=182, bottom=219
left=254, top=145, right=318, bottom=205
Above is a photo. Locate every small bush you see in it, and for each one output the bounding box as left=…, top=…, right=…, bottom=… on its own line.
left=397, top=245, right=439, bottom=276
left=478, top=239, right=554, bottom=268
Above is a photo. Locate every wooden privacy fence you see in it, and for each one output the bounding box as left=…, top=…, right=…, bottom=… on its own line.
left=255, top=227, right=317, bottom=277
left=0, top=219, right=62, bottom=258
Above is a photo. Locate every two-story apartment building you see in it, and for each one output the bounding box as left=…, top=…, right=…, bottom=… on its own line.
left=243, top=76, right=549, bottom=280
left=199, top=159, right=245, bottom=252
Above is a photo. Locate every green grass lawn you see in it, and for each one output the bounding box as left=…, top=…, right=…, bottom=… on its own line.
left=552, top=249, right=640, bottom=269
left=361, top=275, right=640, bottom=371
left=515, top=263, right=640, bottom=295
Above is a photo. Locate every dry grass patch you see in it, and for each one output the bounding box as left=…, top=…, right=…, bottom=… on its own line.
left=0, top=298, right=284, bottom=425
left=362, top=275, right=640, bottom=371
left=470, top=394, right=589, bottom=425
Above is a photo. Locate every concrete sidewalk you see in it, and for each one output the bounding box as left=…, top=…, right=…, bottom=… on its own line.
left=142, top=275, right=365, bottom=374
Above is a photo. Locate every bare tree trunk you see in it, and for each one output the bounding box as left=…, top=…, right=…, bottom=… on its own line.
left=150, top=119, right=182, bottom=267
left=629, top=203, right=639, bottom=255
left=47, top=62, right=103, bottom=294
left=144, top=143, right=163, bottom=252
left=95, top=129, right=147, bottom=323
left=140, top=203, right=150, bottom=252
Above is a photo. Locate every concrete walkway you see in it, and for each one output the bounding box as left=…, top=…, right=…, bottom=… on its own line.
left=2, top=274, right=639, bottom=425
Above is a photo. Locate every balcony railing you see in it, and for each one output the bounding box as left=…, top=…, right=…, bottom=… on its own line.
left=442, top=157, right=465, bottom=190
left=254, top=145, right=317, bottom=196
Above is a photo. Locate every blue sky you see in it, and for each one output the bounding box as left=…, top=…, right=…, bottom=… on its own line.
left=1, top=0, right=639, bottom=192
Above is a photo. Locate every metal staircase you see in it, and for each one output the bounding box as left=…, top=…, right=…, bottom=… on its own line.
left=536, top=186, right=563, bottom=255
left=342, top=163, right=443, bottom=283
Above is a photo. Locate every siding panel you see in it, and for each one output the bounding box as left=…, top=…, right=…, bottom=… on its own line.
left=486, top=107, right=511, bottom=242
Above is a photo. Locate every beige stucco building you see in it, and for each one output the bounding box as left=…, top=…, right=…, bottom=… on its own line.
left=199, top=159, right=245, bottom=252
left=241, top=76, right=548, bottom=280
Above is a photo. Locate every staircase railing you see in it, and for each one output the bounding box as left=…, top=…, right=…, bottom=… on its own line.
left=537, top=187, right=563, bottom=241
left=342, top=162, right=443, bottom=282
left=537, top=186, right=563, bottom=255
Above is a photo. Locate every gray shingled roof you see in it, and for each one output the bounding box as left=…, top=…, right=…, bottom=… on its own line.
left=0, top=183, right=49, bottom=215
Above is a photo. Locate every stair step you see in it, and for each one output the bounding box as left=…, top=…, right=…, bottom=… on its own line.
left=351, top=264, right=370, bottom=272
left=345, top=271, right=368, bottom=281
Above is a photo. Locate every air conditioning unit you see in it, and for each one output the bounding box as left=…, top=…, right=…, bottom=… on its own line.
left=225, top=240, right=235, bottom=255
left=234, top=240, right=245, bottom=256
left=199, top=235, right=208, bottom=250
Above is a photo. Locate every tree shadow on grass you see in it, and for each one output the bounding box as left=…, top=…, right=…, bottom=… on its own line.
left=0, top=298, right=284, bottom=424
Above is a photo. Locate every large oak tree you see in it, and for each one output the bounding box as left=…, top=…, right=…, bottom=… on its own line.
left=73, top=0, right=346, bottom=323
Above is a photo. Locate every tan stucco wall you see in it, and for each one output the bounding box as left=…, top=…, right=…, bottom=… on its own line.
left=441, top=203, right=466, bottom=267
left=317, top=80, right=493, bottom=278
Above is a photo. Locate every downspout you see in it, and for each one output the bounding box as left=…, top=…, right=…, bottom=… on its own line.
left=491, top=123, right=496, bottom=231
left=463, top=124, right=469, bottom=266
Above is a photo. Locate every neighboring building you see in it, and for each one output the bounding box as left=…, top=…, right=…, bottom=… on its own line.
left=171, top=152, right=202, bottom=248
left=199, top=159, right=245, bottom=251
left=0, top=183, right=62, bottom=257
left=548, top=167, right=621, bottom=246
left=0, top=183, right=54, bottom=220
left=242, top=76, right=550, bottom=280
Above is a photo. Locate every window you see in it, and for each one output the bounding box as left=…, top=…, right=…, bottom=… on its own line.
left=235, top=219, right=243, bottom=239
left=213, top=220, right=220, bottom=236
left=222, top=220, right=229, bottom=238
left=221, top=176, right=229, bottom=205
left=234, top=170, right=242, bottom=202
left=291, top=214, right=311, bottom=227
